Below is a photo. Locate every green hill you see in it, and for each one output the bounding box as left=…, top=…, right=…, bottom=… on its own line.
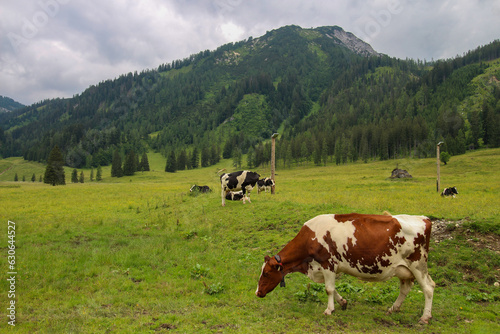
left=0, top=95, right=25, bottom=112
left=0, top=25, right=499, bottom=170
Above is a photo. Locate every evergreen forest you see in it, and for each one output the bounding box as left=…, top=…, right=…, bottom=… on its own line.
left=0, top=25, right=499, bottom=171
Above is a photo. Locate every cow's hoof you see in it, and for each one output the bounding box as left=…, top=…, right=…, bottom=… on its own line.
left=419, top=316, right=431, bottom=324
left=340, top=299, right=348, bottom=310
left=323, top=309, right=333, bottom=315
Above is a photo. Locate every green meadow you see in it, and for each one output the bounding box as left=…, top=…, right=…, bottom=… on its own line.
left=0, top=149, right=499, bottom=333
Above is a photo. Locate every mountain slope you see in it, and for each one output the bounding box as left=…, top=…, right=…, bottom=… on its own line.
left=0, top=95, right=25, bottom=112
left=0, top=26, right=499, bottom=169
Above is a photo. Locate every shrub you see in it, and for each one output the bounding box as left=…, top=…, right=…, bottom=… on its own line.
left=190, top=264, right=210, bottom=279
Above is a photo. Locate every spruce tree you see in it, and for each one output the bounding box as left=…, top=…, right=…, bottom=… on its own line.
left=165, top=150, right=177, bottom=173
left=123, top=150, right=136, bottom=176
left=190, top=147, right=199, bottom=169
left=71, top=169, right=78, bottom=183
left=79, top=171, right=85, bottom=183
left=96, top=166, right=102, bottom=181
left=201, top=146, right=210, bottom=167
left=44, top=146, right=66, bottom=186
left=140, top=153, right=150, bottom=171
left=90, top=168, right=94, bottom=181
left=14, top=173, right=18, bottom=182
left=177, top=150, right=187, bottom=171
left=31, top=173, right=36, bottom=182
left=111, top=150, right=123, bottom=177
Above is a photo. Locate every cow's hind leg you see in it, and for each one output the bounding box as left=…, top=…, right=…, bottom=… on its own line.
left=414, top=272, right=435, bottom=324
left=388, top=278, right=413, bottom=314
left=334, top=290, right=348, bottom=310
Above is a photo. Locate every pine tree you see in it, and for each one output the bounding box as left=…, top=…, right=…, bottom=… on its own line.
left=14, top=173, right=18, bottom=182
left=71, top=169, right=78, bottom=183
left=44, top=146, right=66, bottom=186
left=177, top=150, right=187, bottom=171
left=31, top=173, right=36, bottom=182
left=111, top=150, right=123, bottom=177
left=190, top=147, right=199, bottom=169
left=232, top=147, right=242, bottom=168
left=165, top=150, right=177, bottom=173
left=321, top=138, right=328, bottom=166
left=140, top=153, right=150, bottom=171
left=96, top=166, right=102, bottom=181
left=313, top=140, right=322, bottom=166
left=90, top=168, right=94, bottom=181
left=79, top=171, right=85, bottom=183
left=201, top=146, right=210, bottom=167
left=123, top=150, right=136, bottom=176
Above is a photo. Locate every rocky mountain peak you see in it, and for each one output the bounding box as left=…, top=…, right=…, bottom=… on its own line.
left=324, top=27, right=379, bottom=57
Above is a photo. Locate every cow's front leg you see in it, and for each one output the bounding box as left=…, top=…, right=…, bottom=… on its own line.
left=221, top=189, right=226, bottom=206
left=323, top=272, right=337, bottom=315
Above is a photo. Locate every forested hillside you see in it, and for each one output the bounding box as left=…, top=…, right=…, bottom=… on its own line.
left=0, top=25, right=499, bottom=170
left=0, top=95, right=25, bottom=112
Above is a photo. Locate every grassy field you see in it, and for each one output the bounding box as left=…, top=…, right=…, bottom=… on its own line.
left=0, top=149, right=499, bottom=333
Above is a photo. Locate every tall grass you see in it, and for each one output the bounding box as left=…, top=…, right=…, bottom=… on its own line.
left=0, top=149, right=499, bottom=333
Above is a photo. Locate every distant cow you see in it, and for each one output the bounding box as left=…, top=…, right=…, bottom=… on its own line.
left=190, top=185, right=211, bottom=193
left=220, top=170, right=260, bottom=206
left=225, top=191, right=244, bottom=201
left=257, top=177, right=275, bottom=193
left=441, top=186, right=458, bottom=198
left=256, top=213, right=435, bottom=324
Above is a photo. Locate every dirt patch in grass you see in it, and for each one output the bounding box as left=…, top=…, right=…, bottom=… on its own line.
left=431, top=218, right=500, bottom=254
left=431, top=217, right=500, bottom=286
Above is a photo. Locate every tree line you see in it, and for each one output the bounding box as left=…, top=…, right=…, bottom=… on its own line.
left=1, top=26, right=499, bottom=171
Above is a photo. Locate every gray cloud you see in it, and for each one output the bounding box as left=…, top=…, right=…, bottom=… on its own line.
left=1, top=0, right=498, bottom=105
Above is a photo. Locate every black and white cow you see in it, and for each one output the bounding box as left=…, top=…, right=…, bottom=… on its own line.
left=190, top=185, right=211, bottom=193
left=257, top=177, right=275, bottom=194
left=441, top=186, right=458, bottom=198
left=220, top=170, right=260, bottom=206
left=225, top=191, right=244, bottom=201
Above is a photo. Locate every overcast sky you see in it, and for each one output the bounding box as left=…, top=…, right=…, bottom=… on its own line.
left=1, top=0, right=499, bottom=106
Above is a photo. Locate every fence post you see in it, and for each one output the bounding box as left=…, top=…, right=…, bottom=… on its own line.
left=436, top=142, right=443, bottom=193
left=271, top=133, right=279, bottom=194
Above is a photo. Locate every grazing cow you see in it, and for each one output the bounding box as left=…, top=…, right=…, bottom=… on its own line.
left=190, top=185, right=211, bottom=193
left=225, top=191, right=244, bottom=201
left=220, top=170, right=260, bottom=206
left=257, top=177, right=275, bottom=194
left=441, top=186, right=458, bottom=198
left=256, top=213, right=435, bottom=324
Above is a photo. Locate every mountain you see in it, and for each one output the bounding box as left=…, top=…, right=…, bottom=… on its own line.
left=0, top=25, right=499, bottom=169
left=0, top=96, right=25, bottom=112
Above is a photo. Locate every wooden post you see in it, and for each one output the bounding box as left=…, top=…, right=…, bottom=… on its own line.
left=271, top=133, right=278, bottom=195
left=436, top=142, right=443, bottom=193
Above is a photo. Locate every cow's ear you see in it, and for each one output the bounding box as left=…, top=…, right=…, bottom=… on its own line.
left=264, top=255, right=271, bottom=262
left=275, top=263, right=283, bottom=271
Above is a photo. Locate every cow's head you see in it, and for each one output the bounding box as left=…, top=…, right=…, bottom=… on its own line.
left=256, top=255, right=285, bottom=298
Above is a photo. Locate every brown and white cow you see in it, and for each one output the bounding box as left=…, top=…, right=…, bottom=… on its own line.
left=256, top=213, right=435, bottom=324
left=220, top=170, right=260, bottom=206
